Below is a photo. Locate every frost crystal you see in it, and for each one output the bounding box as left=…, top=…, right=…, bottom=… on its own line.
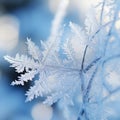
left=4, top=0, right=120, bottom=119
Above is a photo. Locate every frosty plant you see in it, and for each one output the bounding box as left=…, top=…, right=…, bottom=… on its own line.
left=4, top=0, right=120, bottom=119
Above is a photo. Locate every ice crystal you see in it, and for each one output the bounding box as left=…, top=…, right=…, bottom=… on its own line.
left=4, top=0, right=120, bottom=119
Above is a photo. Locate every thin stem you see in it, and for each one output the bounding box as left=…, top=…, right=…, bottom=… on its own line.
left=81, top=45, right=88, bottom=71
left=103, top=5, right=118, bottom=56
left=84, top=57, right=101, bottom=73
left=100, top=0, right=106, bottom=26
left=90, top=86, right=120, bottom=104
left=89, top=21, right=111, bottom=43
left=102, top=86, right=120, bottom=102
left=84, top=66, right=98, bottom=102
left=80, top=45, right=89, bottom=92
left=77, top=107, right=89, bottom=120
left=103, top=81, right=112, bottom=93
left=103, top=54, right=120, bottom=64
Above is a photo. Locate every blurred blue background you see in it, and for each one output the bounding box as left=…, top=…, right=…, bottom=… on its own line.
left=0, top=0, right=98, bottom=120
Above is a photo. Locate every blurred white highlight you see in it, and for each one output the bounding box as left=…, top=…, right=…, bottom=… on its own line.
left=115, top=20, right=120, bottom=29
left=49, top=0, right=98, bottom=15
left=48, top=0, right=69, bottom=41
left=31, top=103, right=53, bottom=120
left=0, top=15, right=19, bottom=51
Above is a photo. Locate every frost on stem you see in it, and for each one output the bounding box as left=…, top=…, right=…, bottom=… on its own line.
left=4, top=0, right=120, bottom=120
